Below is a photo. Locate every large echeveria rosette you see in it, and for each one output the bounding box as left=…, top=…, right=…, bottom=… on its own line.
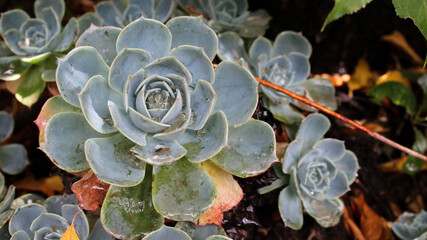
left=391, top=210, right=427, bottom=240
left=37, top=16, right=276, bottom=239
left=0, top=0, right=78, bottom=106
left=218, top=31, right=337, bottom=124
left=177, top=0, right=271, bottom=38
left=279, top=113, right=359, bottom=229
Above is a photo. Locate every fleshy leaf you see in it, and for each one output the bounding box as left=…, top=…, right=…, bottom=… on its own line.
left=322, top=0, right=374, bottom=31
left=10, top=230, right=30, bottom=240
left=152, top=158, right=216, bottom=221
left=249, top=36, right=272, bottom=64
left=60, top=211, right=80, bottom=240
left=76, top=26, right=121, bottom=66
left=324, top=171, right=350, bottom=198
left=15, top=65, right=46, bottom=107
left=178, top=111, right=227, bottom=163
left=78, top=75, right=122, bottom=134
left=34, top=0, right=65, bottom=20
left=88, top=219, right=114, bottom=240
left=212, top=61, right=257, bottom=127
left=263, top=99, right=304, bottom=124
left=9, top=204, right=47, bottom=238
left=0, top=9, right=29, bottom=34
left=0, top=185, right=15, bottom=214
left=301, top=195, right=344, bottom=228
left=57, top=46, right=109, bottom=107
left=35, top=96, right=81, bottom=146
left=0, top=111, right=13, bottom=142
left=167, top=16, right=218, bottom=60
left=109, top=48, right=151, bottom=93
left=42, top=112, right=105, bottom=172
left=44, top=194, right=78, bottom=215
left=278, top=170, right=303, bottom=230
left=55, top=17, right=78, bottom=52
left=29, top=213, right=69, bottom=233
left=217, top=32, right=250, bottom=62
left=334, top=151, right=359, bottom=183
left=296, top=113, right=330, bottom=153
left=211, top=119, right=276, bottom=178
left=175, top=222, right=227, bottom=240
left=144, top=56, right=192, bottom=84
left=187, top=80, right=217, bottom=130
left=142, top=226, right=191, bottom=240
left=101, top=166, right=164, bottom=239
left=272, top=31, right=312, bottom=57
left=95, top=1, right=123, bottom=27
left=198, top=161, right=243, bottom=225
left=85, top=134, right=146, bottom=187
left=298, top=78, right=337, bottom=110
left=313, top=139, right=346, bottom=162
left=0, top=144, right=28, bottom=175
left=77, top=13, right=103, bottom=37
left=130, top=135, right=186, bottom=165
left=116, top=17, right=172, bottom=60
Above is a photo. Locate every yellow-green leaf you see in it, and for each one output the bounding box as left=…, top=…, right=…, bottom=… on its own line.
left=322, top=0, right=374, bottom=31
left=61, top=211, right=82, bottom=240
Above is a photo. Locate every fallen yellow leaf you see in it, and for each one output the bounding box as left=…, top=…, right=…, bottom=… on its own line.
left=348, top=57, right=375, bottom=97
left=198, top=161, right=243, bottom=226
left=379, top=156, right=427, bottom=172
left=61, top=211, right=82, bottom=240
left=14, top=171, right=64, bottom=196
left=376, top=70, right=410, bottom=86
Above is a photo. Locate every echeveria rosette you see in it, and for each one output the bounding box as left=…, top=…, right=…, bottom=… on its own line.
left=279, top=113, right=359, bottom=229
left=141, top=225, right=232, bottom=240
left=0, top=111, right=29, bottom=191
left=38, top=16, right=276, bottom=239
left=95, top=0, right=176, bottom=27
left=0, top=0, right=78, bottom=106
left=8, top=194, right=113, bottom=240
left=391, top=210, right=427, bottom=240
left=218, top=31, right=337, bottom=124
left=177, top=0, right=271, bottom=38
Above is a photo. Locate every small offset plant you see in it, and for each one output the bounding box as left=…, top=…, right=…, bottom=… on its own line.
left=259, top=114, right=359, bottom=229
left=218, top=31, right=337, bottom=124
left=0, top=111, right=29, bottom=189
left=391, top=210, right=427, bottom=240
left=176, top=0, right=271, bottom=38
left=36, top=15, right=276, bottom=239
left=8, top=194, right=112, bottom=240
left=141, top=222, right=231, bottom=239
left=0, top=0, right=78, bottom=106
left=94, top=0, right=176, bottom=27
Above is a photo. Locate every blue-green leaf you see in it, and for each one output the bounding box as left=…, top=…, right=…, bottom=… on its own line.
left=131, top=135, right=186, bottom=165
left=143, top=226, right=191, bottom=240
left=0, top=111, right=13, bottom=142
left=34, top=0, right=65, bottom=20
left=0, top=144, right=28, bottom=175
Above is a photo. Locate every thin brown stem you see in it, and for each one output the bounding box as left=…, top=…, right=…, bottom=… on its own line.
left=253, top=76, right=427, bottom=162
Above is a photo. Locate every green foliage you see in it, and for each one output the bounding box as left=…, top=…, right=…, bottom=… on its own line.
left=391, top=210, right=427, bottom=240
left=321, top=0, right=374, bottom=31
left=368, top=81, right=417, bottom=114
left=261, top=114, right=359, bottom=230
left=392, top=0, right=427, bottom=40
left=218, top=31, right=336, bottom=124
left=177, top=0, right=271, bottom=37
left=38, top=16, right=276, bottom=238
left=0, top=0, right=78, bottom=106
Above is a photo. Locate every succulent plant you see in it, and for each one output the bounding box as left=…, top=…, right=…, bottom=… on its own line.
left=0, top=0, right=78, bottom=106
left=391, top=210, right=427, bottom=240
left=272, top=113, right=359, bottom=229
left=0, top=186, right=16, bottom=231
left=95, top=0, right=176, bottom=27
left=36, top=16, right=276, bottom=239
left=218, top=31, right=337, bottom=124
left=0, top=111, right=29, bottom=188
left=142, top=225, right=231, bottom=240
left=177, top=0, right=271, bottom=38
left=8, top=194, right=113, bottom=240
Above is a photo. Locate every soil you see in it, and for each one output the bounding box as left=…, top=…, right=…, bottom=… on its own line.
left=1, top=0, right=426, bottom=239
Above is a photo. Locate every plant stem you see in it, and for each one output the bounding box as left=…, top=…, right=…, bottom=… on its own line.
left=253, top=76, right=427, bottom=162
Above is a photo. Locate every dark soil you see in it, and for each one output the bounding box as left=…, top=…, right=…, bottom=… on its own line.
left=1, top=0, right=426, bottom=240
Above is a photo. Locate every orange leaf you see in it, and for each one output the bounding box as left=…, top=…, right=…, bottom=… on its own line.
left=376, top=70, right=410, bottom=86
left=71, top=170, right=109, bottom=211
left=14, top=171, right=64, bottom=196
left=61, top=211, right=82, bottom=240
left=348, top=57, right=375, bottom=97
left=379, top=156, right=427, bottom=172
left=198, top=161, right=243, bottom=226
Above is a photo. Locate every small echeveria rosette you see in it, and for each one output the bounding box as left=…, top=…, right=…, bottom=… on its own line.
left=94, top=0, right=176, bottom=28
left=391, top=210, right=427, bottom=240
left=279, top=113, right=359, bottom=229
left=8, top=194, right=113, bottom=240
left=0, top=111, right=29, bottom=190
left=177, top=0, right=271, bottom=38
left=218, top=31, right=337, bottom=124
left=36, top=16, right=276, bottom=239
left=0, top=0, right=78, bottom=106
left=141, top=223, right=232, bottom=240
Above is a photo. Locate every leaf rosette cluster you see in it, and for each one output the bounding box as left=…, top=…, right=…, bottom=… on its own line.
left=8, top=195, right=112, bottom=240
left=0, top=0, right=78, bottom=106
left=218, top=31, right=337, bottom=124
left=37, top=16, right=276, bottom=239
left=279, top=114, right=359, bottom=229
left=391, top=210, right=427, bottom=240
left=177, top=0, right=271, bottom=37
left=95, top=0, right=176, bottom=27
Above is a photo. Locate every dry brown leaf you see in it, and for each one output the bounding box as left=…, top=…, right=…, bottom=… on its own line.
left=14, top=171, right=63, bottom=196
left=61, top=211, right=82, bottom=240
left=351, top=191, right=394, bottom=240
left=71, top=170, right=109, bottom=211
left=348, top=57, right=375, bottom=97
left=363, top=122, right=389, bottom=133
left=378, top=156, right=427, bottom=172
left=198, top=161, right=243, bottom=225
left=382, top=31, right=424, bottom=65
left=343, top=206, right=366, bottom=240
